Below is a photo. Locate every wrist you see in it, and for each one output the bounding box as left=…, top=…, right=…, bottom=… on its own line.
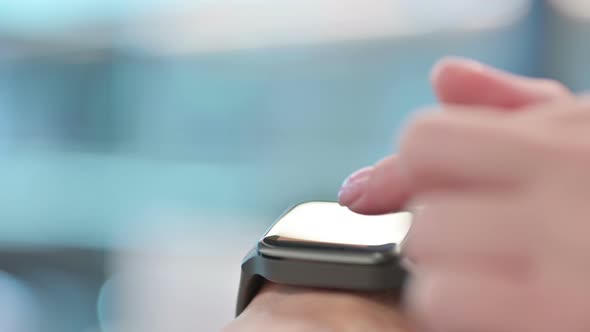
left=227, top=283, right=412, bottom=332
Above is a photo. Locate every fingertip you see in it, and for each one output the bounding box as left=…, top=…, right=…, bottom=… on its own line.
left=431, top=57, right=492, bottom=105
left=345, top=156, right=411, bottom=215
left=338, top=167, right=372, bottom=207
left=430, top=56, right=485, bottom=86
left=347, top=198, right=405, bottom=216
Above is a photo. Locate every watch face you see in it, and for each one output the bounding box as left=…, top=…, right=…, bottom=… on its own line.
left=259, top=201, right=412, bottom=263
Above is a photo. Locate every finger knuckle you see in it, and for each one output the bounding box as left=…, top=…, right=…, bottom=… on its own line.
left=540, top=79, right=570, bottom=97
left=399, top=113, right=448, bottom=159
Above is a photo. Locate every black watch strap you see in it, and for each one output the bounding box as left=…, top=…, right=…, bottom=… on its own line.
left=236, top=248, right=264, bottom=316
left=235, top=246, right=408, bottom=317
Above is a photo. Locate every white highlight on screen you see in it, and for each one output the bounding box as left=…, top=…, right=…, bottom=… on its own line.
left=265, top=201, right=411, bottom=246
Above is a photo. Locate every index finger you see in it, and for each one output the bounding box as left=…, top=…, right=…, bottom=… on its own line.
left=344, top=106, right=532, bottom=214
left=342, top=60, right=570, bottom=215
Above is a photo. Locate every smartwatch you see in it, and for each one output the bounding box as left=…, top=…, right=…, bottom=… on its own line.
left=235, top=201, right=412, bottom=317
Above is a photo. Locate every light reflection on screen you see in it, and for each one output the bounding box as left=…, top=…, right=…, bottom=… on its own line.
left=265, top=201, right=411, bottom=246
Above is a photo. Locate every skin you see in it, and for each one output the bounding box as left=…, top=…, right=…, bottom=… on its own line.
left=223, top=283, right=410, bottom=332
left=341, top=61, right=589, bottom=331
left=224, top=57, right=571, bottom=332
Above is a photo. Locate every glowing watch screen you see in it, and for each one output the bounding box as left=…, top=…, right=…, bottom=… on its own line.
left=263, top=201, right=411, bottom=247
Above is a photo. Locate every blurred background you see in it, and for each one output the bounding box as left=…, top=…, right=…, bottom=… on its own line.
left=0, top=0, right=589, bottom=331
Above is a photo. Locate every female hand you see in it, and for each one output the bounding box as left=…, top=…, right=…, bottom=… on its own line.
left=225, top=57, right=570, bottom=332
left=340, top=59, right=586, bottom=332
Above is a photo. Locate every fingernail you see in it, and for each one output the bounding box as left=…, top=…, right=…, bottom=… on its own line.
left=338, top=167, right=373, bottom=206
